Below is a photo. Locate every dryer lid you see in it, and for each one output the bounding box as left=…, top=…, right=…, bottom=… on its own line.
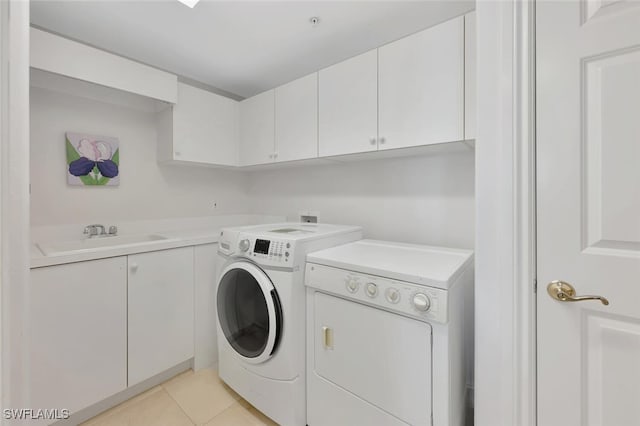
left=306, top=239, right=473, bottom=290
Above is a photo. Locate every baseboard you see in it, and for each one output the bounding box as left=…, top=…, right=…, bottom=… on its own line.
left=53, top=359, right=193, bottom=425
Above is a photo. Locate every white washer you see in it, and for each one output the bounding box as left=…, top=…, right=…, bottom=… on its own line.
left=305, top=239, right=473, bottom=426
left=216, top=223, right=362, bottom=426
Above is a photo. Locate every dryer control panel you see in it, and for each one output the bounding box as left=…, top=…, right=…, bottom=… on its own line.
left=305, top=262, right=448, bottom=324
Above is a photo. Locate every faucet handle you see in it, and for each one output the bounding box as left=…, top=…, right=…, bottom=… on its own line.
left=108, top=225, right=118, bottom=235
left=83, top=225, right=96, bottom=236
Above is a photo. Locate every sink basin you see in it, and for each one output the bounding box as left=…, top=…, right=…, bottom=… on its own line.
left=38, top=234, right=170, bottom=256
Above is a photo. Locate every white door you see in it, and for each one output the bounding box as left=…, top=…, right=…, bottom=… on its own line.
left=239, top=89, right=275, bottom=166
left=378, top=16, right=464, bottom=150
left=30, top=258, right=127, bottom=415
left=275, top=72, right=318, bottom=163
left=128, top=247, right=194, bottom=385
left=318, top=49, right=378, bottom=157
left=537, top=3, right=640, bottom=426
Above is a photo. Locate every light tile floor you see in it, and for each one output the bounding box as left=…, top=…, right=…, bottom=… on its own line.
left=82, top=368, right=474, bottom=426
left=81, top=369, right=277, bottom=426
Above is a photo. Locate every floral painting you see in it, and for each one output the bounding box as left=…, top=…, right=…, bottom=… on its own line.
left=66, top=132, right=120, bottom=186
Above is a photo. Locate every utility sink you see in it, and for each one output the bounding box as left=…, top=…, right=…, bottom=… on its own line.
left=38, top=234, right=171, bottom=256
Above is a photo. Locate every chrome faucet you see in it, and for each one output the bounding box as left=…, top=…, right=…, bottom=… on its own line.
left=83, top=224, right=118, bottom=238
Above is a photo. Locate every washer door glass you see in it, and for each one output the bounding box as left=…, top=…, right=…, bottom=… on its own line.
left=217, top=262, right=282, bottom=363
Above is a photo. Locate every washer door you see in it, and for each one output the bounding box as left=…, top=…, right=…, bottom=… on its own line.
left=217, top=262, right=282, bottom=364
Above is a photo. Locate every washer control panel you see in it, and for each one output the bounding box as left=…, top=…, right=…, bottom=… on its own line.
left=305, top=263, right=448, bottom=324
left=249, top=237, right=291, bottom=264
left=222, top=232, right=294, bottom=267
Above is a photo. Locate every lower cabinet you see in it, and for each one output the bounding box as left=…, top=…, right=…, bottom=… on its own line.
left=30, top=257, right=128, bottom=415
left=127, top=247, right=195, bottom=385
left=30, top=246, right=196, bottom=420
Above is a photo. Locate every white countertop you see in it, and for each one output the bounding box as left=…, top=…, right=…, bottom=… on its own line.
left=31, top=214, right=284, bottom=268
left=30, top=228, right=220, bottom=268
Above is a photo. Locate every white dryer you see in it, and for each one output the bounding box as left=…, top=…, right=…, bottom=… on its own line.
left=215, top=223, right=362, bottom=426
left=305, top=240, right=473, bottom=426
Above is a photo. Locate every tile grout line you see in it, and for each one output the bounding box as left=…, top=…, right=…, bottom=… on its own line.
left=202, top=400, right=246, bottom=426
left=161, top=386, right=197, bottom=425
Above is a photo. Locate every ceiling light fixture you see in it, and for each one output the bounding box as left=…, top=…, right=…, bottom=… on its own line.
left=177, top=0, right=201, bottom=8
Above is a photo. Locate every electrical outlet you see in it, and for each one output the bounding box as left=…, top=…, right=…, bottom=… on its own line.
left=300, top=211, right=319, bottom=223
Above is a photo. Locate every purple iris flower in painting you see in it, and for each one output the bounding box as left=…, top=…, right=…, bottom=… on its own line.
left=68, top=139, right=119, bottom=178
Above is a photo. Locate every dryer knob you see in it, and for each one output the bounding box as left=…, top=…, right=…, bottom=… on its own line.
left=365, top=283, right=378, bottom=298
left=239, top=239, right=251, bottom=252
left=412, top=293, right=431, bottom=312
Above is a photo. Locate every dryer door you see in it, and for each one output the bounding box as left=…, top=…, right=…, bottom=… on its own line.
left=217, top=262, right=283, bottom=364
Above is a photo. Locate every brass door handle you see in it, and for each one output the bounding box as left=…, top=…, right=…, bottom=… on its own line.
left=547, top=280, right=609, bottom=305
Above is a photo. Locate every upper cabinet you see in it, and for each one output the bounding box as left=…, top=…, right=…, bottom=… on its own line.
left=318, top=50, right=379, bottom=157
left=240, top=73, right=319, bottom=166
left=275, top=73, right=318, bottom=163
left=30, top=28, right=177, bottom=103
left=239, top=90, right=276, bottom=166
left=158, top=82, right=239, bottom=167
left=378, top=16, right=464, bottom=150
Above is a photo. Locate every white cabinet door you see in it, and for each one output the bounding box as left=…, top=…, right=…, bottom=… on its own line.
left=158, top=83, right=239, bottom=167
left=30, top=258, right=127, bottom=415
left=275, top=73, right=318, bottom=162
left=239, top=89, right=275, bottom=166
left=128, top=247, right=194, bottom=385
left=173, top=83, right=238, bottom=166
left=378, top=16, right=464, bottom=150
left=318, top=50, right=378, bottom=157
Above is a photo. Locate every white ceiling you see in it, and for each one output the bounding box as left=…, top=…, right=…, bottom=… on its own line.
left=30, top=1, right=474, bottom=99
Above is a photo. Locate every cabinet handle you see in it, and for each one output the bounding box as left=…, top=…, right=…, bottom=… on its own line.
left=379, top=137, right=386, bottom=145
left=322, top=326, right=333, bottom=350
left=369, top=138, right=377, bottom=145
left=130, top=263, right=139, bottom=273
left=273, top=152, right=278, bottom=159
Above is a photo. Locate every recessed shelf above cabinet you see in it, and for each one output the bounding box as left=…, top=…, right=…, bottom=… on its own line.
left=30, top=27, right=178, bottom=104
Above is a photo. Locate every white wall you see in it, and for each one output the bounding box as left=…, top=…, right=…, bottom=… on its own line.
left=246, top=150, right=475, bottom=249
left=30, top=87, right=249, bottom=227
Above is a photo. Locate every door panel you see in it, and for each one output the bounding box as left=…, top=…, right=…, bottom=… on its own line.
left=584, top=314, right=640, bottom=424
left=537, top=3, right=640, bottom=426
left=584, top=48, right=640, bottom=252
